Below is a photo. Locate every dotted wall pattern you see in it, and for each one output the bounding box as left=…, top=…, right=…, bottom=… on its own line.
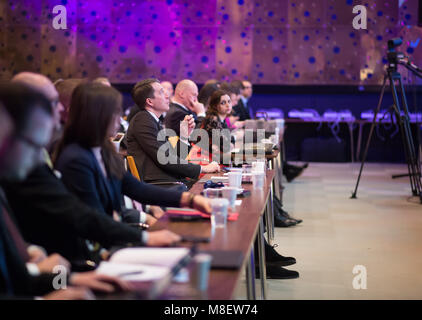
left=0, top=0, right=421, bottom=84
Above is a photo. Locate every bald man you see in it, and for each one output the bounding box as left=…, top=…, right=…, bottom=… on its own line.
left=12, top=73, right=65, bottom=154
left=12, top=73, right=64, bottom=132
left=163, top=79, right=206, bottom=138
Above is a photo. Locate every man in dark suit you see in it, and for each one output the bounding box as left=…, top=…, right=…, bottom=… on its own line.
left=232, top=80, right=253, bottom=121
left=0, top=84, right=131, bottom=299
left=164, top=79, right=206, bottom=137
left=127, top=79, right=220, bottom=188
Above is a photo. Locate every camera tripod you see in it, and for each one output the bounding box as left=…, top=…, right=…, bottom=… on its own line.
left=351, top=44, right=422, bottom=203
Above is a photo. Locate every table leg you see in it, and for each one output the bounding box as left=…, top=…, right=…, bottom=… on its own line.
left=279, top=142, right=285, bottom=196
left=273, top=156, right=281, bottom=199
left=245, top=245, right=256, bottom=300
left=257, top=217, right=267, bottom=300
left=266, top=161, right=275, bottom=243
left=264, top=189, right=275, bottom=244
left=269, top=180, right=275, bottom=242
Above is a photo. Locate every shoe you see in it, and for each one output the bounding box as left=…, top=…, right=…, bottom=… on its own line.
left=278, top=208, right=303, bottom=224
left=278, top=208, right=290, bottom=218
left=284, top=162, right=308, bottom=171
left=256, top=266, right=299, bottom=279
left=274, top=212, right=297, bottom=227
left=265, top=243, right=296, bottom=267
left=284, top=167, right=304, bottom=183
left=292, top=217, right=303, bottom=224
left=274, top=216, right=297, bottom=227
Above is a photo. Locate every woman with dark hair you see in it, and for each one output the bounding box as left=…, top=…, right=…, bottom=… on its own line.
left=199, top=89, right=234, bottom=164
left=219, top=82, right=243, bottom=129
left=54, top=82, right=210, bottom=227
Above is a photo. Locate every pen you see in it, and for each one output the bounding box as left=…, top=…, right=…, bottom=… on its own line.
left=117, top=270, right=144, bottom=277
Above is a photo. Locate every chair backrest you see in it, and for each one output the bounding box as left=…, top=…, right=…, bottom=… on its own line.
left=126, top=156, right=141, bottom=181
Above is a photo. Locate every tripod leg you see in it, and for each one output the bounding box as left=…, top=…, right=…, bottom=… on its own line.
left=351, top=75, right=387, bottom=199
left=402, top=117, right=422, bottom=196
left=397, top=75, right=422, bottom=198
left=390, top=77, right=417, bottom=195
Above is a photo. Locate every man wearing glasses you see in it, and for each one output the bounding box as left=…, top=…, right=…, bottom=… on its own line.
left=12, top=72, right=65, bottom=155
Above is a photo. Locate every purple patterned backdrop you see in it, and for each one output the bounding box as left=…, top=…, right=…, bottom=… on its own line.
left=1, top=0, right=422, bottom=84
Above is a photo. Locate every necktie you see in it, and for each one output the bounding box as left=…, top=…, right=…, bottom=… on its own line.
left=157, top=117, right=164, bottom=131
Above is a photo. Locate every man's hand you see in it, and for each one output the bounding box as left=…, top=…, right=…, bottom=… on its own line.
left=201, top=161, right=220, bottom=173
left=180, top=115, right=195, bottom=140
left=70, top=271, right=133, bottom=293
left=145, top=213, right=157, bottom=226
left=27, top=245, right=47, bottom=264
left=37, top=253, right=71, bottom=274
left=192, top=195, right=212, bottom=214
left=179, top=193, right=211, bottom=214
left=149, top=205, right=165, bottom=219
left=147, top=230, right=181, bottom=246
left=43, top=287, right=95, bottom=300
left=189, top=100, right=205, bottom=116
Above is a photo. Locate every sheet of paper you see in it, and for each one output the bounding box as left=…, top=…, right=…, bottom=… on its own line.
left=96, top=261, right=170, bottom=281
left=109, top=247, right=189, bottom=268
left=210, top=176, right=229, bottom=182
left=235, top=200, right=242, bottom=206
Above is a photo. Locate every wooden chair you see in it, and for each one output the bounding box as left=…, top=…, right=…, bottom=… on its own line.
left=125, top=155, right=185, bottom=187
left=126, top=156, right=141, bottom=181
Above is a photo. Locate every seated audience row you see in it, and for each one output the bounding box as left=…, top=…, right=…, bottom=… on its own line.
left=0, top=72, right=307, bottom=299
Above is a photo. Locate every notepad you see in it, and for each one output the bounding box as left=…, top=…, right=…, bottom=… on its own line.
left=96, top=262, right=169, bottom=281
left=109, top=247, right=189, bottom=267
left=166, top=209, right=239, bottom=221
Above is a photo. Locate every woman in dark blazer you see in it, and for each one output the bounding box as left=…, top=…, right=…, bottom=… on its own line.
left=200, top=89, right=235, bottom=165
left=54, top=83, right=207, bottom=225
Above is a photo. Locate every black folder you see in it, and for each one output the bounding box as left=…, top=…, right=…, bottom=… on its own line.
left=198, top=250, right=244, bottom=270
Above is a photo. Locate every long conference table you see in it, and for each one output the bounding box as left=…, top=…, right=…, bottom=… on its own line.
left=149, top=168, right=276, bottom=300
left=116, top=131, right=285, bottom=300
